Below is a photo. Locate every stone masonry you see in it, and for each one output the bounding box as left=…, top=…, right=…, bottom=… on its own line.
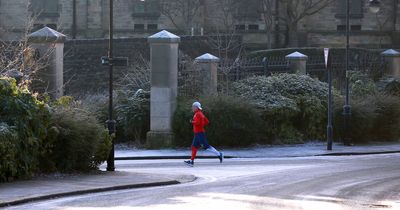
left=146, top=30, right=180, bottom=148
left=0, top=0, right=399, bottom=48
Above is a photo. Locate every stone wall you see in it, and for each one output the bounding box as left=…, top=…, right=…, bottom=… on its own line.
left=63, top=35, right=234, bottom=95
left=63, top=38, right=148, bottom=95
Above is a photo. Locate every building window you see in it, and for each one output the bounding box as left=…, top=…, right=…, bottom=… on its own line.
left=132, top=0, right=160, bottom=18
left=134, top=24, right=145, bottom=31
left=337, top=25, right=362, bottom=31
left=337, top=25, right=346, bottom=31
left=248, top=24, right=259, bottom=31
left=235, top=25, right=246, bottom=31
left=233, top=0, right=261, bottom=20
left=30, top=0, right=59, bottom=17
left=351, top=25, right=362, bottom=31
left=147, top=24, right=158, bottom=31
left=336, top=0, right=363, bottom=19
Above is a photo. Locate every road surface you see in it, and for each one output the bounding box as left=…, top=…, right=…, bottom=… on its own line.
left=4, top=154, right=400, bottom=210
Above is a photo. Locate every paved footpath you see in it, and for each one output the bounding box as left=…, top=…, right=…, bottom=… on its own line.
left=116, top=142, right=400, bottom=159
left=1, top=142, right=400, bottom=207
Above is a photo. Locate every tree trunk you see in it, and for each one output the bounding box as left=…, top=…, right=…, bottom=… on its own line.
left=288, top=23, right=299, bottom=47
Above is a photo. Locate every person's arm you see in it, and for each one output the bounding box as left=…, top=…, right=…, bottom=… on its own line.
left=192, top=113, right=201, bottom=126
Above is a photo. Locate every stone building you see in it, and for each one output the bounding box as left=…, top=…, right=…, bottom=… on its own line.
left=0, top=0, right=399, bottom=48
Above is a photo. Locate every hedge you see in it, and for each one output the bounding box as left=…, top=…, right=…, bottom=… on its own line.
left=230, top=74, right=331, bottom=142
left=0, top=77, right=111, bottom=182
left=173, top=95, right=263, bottom=147
left=0, top=77, right=50, bottom=181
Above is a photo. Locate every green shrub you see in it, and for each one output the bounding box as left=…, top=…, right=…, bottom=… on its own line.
left=79, top=90, right=150, bottom=144
left=0, top=123, right=19, bottom=182
left=230, top=74, right=331, bottom=142
left=44, top=101, right=112, bottom=172
left=173, top=95, right=263, bottom=147
left=349, top=71, right=377, bottom=97
left=0, top=77, right=50, bottom=181
left=333, top=96, right=376, bottom=142
left=115, top=89, right=150, bottom=143
left=333, top=93, right=400, bottom=143
left=371, top=94, right=400, bottom=141
left=379, top=78, right=400, bottom=97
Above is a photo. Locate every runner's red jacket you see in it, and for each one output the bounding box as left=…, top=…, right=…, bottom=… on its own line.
left=192, top=110, right=209, bottom=133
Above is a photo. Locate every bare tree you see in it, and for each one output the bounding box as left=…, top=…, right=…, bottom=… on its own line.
left=202, top=0, right=244, bottom=93
left=116, top=54, right=151, bottom=92
left=260, top=0, right=275, bottom=49
left=159, top=0, right=203, bottom=34
left=374, top=11, right=394, bottom=48
left=0, top=8, right=52, bottom=89
left=280, top=0, right=334, bottom=47
left=205, top=0, right=242, bottom=58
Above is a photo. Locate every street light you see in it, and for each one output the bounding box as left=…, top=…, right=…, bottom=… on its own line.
left=106, top=0, right=116, bottom=172
left=325, top=48, right=333, bottom=150
left=342, top=0, right=351, bottom=146
left=343, top=0, right=381, bottom=146
left=104, top=0, right=138, bottom=172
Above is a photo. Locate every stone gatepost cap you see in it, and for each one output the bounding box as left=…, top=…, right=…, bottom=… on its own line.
left=285, top=51, right=308, bottom=60
left=381, top=49, right=400, bottom=57
left=195, top=53, right=220, bottom=63
left=148, top=30, right=181, bottom=43
left=28, top=27, right=66, bottom=43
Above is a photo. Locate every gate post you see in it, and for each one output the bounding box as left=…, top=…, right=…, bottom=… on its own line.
left=195, top=53, right=220, bottom=95
left=381, top=49, right=400, bottom=79
left=28, top=27, right=66, bottom=99
left=146, top=30, right=180, bottom=148
left=286, top=51, right=308, bottom=75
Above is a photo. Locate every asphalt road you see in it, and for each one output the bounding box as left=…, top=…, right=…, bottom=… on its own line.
left=4, top=154, right=400, bottom=210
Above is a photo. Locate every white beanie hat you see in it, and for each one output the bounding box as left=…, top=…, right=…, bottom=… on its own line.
left=192, top=101, right=202, bottom=110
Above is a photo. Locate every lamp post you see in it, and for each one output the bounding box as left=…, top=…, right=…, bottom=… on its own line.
left=343, top=0, right=381, bottom=146
left=325, top=48, right=333, bottom=150
left=106, top=0, right=116, bottom=172
left=342, top=0, right=351, bottom=146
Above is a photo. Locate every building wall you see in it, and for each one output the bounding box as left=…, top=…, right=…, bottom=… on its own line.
left=305, top=0, right=398, bottom=47
left=0, top=0, right=399, bottom=47
left=0, top=0, right=29, bottom=40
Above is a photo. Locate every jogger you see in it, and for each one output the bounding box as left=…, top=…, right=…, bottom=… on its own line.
left=184, top=101, right=223, bottom=167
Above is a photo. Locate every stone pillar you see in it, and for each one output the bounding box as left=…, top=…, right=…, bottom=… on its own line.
left=381, top=49, right=400, bottom=79
left=146, top=30, right=180, bottom=148
left=285, top=51, right=308, bottom=75
left=28, top=27, right=66, bottom=99
left=195, top=53, right=220, bottom=95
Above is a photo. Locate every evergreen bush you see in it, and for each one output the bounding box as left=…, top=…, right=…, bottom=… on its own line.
left=45, top=103, right=112, bottom=172
left=334, top=93, right=400, bottom=143
left=0, top=77, right=50, bottom=181
left=173, top=95, right=263, bottom=147
left=115, top=89, right=150, bottom=143
left=231, top=74, right=330, bottom=142
left=0, top=123, right=19, bottom=182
